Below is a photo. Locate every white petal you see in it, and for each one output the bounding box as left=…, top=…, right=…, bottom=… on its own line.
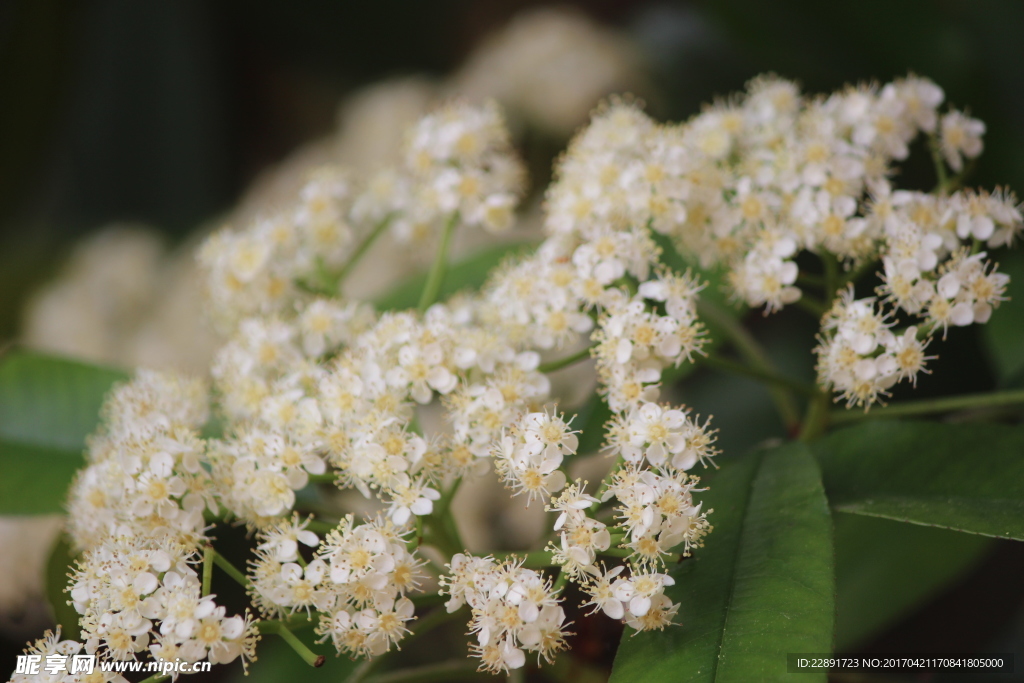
left=630, top=595, right=652, bottom=617
left=602, top=599, right=625, bottom=620
left=518, top=600, right=540, bottom=623
left=133, top=572, right=159, bottom=596
left=410, top=498, right=433, bottom=516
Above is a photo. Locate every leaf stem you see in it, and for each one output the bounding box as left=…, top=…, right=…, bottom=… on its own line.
left=362, top=659, right=481, bottom=683
left=211, top=549, right=251, bottom=591
left=281, top=612, right=317, bottom=631
left=538, top=345, right=594, bottom=374
left=422, top=477, right=466, bottom=557
left=551, top=567, right=570, bottom=595
left=491, top=551, right=556, bottom=568
left=436, top=477, right=462, bottom=518
left=306, top=518, right=339, bottom=534
left=797, top=390, right=832, bottom=442
left=821, top=251, right=840, bottom=300
left=137, top=676, right=169, bottom=683
left=793, top=295, right=827, bottom=318
left=830, top=389, right=1024, bottom=424
left=418, top=212, right=459, bottom=312
left=796, top=271, right=825, bottom=288
left=335, top=214, right=395, bottom=292
left=697, top=300, right=801, bottom=432
left=257, top=620, right=325, bottom=667
left=201, top=545, right=214, bottom=597
left=699, top=354, right=817, bottom=397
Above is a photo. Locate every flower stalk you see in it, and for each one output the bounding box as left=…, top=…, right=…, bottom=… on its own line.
left=418, top=212, right=459, bottom=312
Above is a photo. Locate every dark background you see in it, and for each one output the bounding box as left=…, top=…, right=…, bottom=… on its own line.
left=3, top=1, right=1024, bottom=681
left=4, top=0, right=1024, bottom=338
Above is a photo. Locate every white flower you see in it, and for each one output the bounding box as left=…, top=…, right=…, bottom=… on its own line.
left=940, top=111, right=985, bottom=172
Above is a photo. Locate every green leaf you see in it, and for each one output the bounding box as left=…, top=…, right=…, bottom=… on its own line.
left=45, top=535, right=80, bottom=641
left=574, top=393, right=613, bottom=456
left=374, top=240, right=536, bottom=311
left=0, top=351, right=127, bottom=514
left=815, top=420, right=1024, bottom=540
left=982, top=249, right=1024, bottom=386
left=0, top=350, right=127, bottom=449
left=610, top=442, right=835, bottom=683
left=0, top=441, right=90, bottom=514
left=834, top=513, right=991, bottom=650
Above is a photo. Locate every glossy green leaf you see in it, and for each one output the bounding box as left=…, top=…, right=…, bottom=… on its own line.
left=0, top=441, right=89, bottom=514
left=834, top=513, right=991, bottom=650
left=374, top=240, right=536, bottom=311
left=0, top=351, right=127, bottom=514
left=815, top=420, right=1024, bottom=540
left=0, top=350, right=127, bottom=449
left=45, top=535, right=81, bottom=641
left=610, top=442, right=835, bottom=683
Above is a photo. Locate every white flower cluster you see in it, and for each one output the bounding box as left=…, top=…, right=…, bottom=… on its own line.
left=537, top=404, right=714, bottom=634
left=247, top=511, right=428, bottom=663
left=66, top=371, right=213, bottom=553
left=607, top=402, right=718, bottom=472
left=199, top=167, right=354, bottom=330
left=403, top=101, right=525, bottom=234
left=196, top=96, right=719, bottom=667
left=493, top=409, right=578, bottom=503
left=200, top=102, right=525, bottom=332
left=467, top=103, right=711, bottom=420
left=249, top=515, right=425, bottom=658
left=816, top=188, right=1018, bottom=407
left=441, top=554, right=569, bottom=674
left=248, top=515, right=326, bottom=618
left=313, top=516, right=423, bottom=656
left=582, top=565, right=679, bottom=632
left=54, top=371, right=258, bottom=674
left=815, top=288, right=931, bottom=407
left=876, top=191, right=1017, bottom=323
left=10, top=628, right=126, bottom=683
left=442, top=101, right=726, bottom=636
left=25, top=72, right=1017, bottom=681
left=593, top=278, right=706, bottom=413
left=528, top=73, right=1016, bottom=408
left=603, top=463, right=712, bottom=569
left=70, top=537, right=256, bottom=668
left=546, top=483, right=608, bottom=578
